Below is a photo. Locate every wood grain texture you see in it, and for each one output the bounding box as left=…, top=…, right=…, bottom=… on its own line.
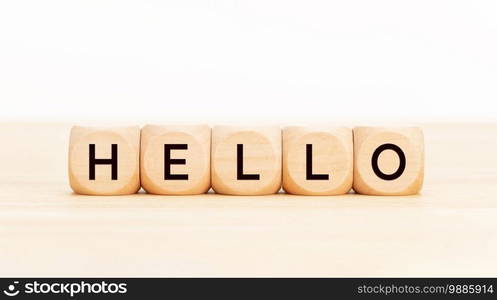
left=1, top=123, right=497, bottom=277
left=353, top=127, right=424, bottom=195
left=211, top=126, right=281, bottom=195
left=140, top=124, right=211, bottom=195
left=283, top=126, right=353, bottom=195
left=68, top=126, right=141, bottom=195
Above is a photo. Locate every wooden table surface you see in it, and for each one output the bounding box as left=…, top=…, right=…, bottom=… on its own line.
left=1, top=123, right=496, bottom=277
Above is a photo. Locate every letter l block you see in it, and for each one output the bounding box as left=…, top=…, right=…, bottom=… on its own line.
left=211, top=126, right=281, bottom=195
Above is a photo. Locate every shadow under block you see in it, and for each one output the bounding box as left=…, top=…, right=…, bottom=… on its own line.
left=211, top=126, right=282, bottom=195
left=282, top=126, right=353, bottom=195
left=68, top=126, right=141, bottom=195
left=140, top=124, right=211, bottom=195
left=353, top=127, right=424, bottom=195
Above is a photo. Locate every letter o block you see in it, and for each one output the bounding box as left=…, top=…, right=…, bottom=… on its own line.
left=283, top=126, right=353, bottom=195
left=211, top=126, right=281, bottom=195
left=140, top=124, right=211, bottom=195
left=353, top=127, right=424, bottom=195
left=68, top=126, right=141, bottom=195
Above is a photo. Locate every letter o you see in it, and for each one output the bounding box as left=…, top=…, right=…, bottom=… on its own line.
left=371, top=143, right=406, bottom=180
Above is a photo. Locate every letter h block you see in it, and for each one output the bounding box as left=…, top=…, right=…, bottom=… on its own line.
left=68, top=126, right=141, bottom=195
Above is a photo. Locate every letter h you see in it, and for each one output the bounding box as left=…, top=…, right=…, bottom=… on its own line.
left=89, top=144, right=118, bottom=180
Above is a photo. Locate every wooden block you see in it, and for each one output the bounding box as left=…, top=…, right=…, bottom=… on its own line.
left=68, top=126, right=141, bottom=195
left=282, top=126, right=353, bottom=195
left=140, top=124, right=211, bottom=195
left=211, top=126, right=281, bottom=195
left=353, top=127, right=424, bottom=195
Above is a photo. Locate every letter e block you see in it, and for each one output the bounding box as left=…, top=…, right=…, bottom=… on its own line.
left=353, top=127, right=424, bottom=195
left=211, top=126, right=281, bottom=195
left=68, top=126, right=141, bottom=195
left=140, top=124, right=211, bottom=195
left=283, top=126, right=353, bottom=195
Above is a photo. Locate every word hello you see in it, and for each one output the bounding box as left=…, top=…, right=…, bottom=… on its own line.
left=68, top=125, right=424, bottom=196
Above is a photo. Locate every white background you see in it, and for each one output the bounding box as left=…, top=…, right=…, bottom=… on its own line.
left=1, top=0, right=496, bottom=123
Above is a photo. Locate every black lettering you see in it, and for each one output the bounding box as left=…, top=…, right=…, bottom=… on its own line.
left=89, top=144, right=118, bottom=180
left=237, top=144, right=260, bottom=180
left=371, top=143, right=406, bottom=180
left=306, top=144, right=329, bottom=180
left=164, top=144, right=189, bottom=180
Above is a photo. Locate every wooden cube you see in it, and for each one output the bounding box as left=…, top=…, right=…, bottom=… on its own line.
left=353, top=127, right=424, bottom=195
left=211, top=126, right=281, bottom=195
left=282, top=126, right=353, bottom=195
left=68, top=126, right=141, bottom=195
left=140, top=124, right=211, bottom=195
